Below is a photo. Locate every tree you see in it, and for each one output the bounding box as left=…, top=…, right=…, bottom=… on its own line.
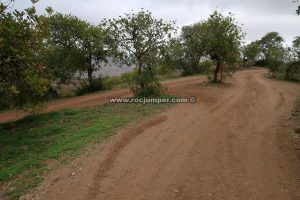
left=257, top=32, right=285, bottom=71
left=105, top=9, right=176, bottom=96
left=285, top=36, right=300, bottom=80
left=179, top=23, right=207, bottom=75
left=202, top=11, right=244, bottom=83
left=43, top=13, right=86, bottom=83
left=241, top=42, right=260, bottom=68
left=0, top=0, right=14, bottom=13
left=0, top=3, right=51, bottom=110
left=258, top=32, right=284, bottom=61
left=160, top=38, right=185, bottom=74
left=82, top=24, right=111, bottom=86
left=244, top=41, right=260, bottom=61
left=45, top=12, right=111, bottom=87
left=294, top=0, right=300, bottom=15
left=292, top=36, right=300, bottom=61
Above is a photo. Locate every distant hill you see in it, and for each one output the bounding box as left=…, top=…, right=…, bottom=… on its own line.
left=81, top=58, right=134, bottom=78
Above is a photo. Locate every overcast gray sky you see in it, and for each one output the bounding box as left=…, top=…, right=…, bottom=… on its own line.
left=14, top=0, right=300, bottom=45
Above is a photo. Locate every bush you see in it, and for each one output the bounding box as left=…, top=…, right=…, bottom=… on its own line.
left=44, top=87, right=59, bottom=99
left=134, top=80, right=165, bottom=97
left=199, top=60, right=214, bottom=69
left=285, top=62, right=300, bottom=81
left=181, top=64, right=201, bottom=76
left=75, top=78, right=104, bottom=96
left=156, top=64, right=175, bottom=75
left=255, top=60, right=268, bottom=67
left=181, top=60, right=213, bottom=76
left=268, top=60, right=285, bottom=73
left=121, top=70, right=165, bottom=97
left=102, top=76, right=123, bottom=89
left=120, top=72, right=135, bottom=83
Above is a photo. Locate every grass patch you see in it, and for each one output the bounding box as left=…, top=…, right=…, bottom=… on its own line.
left=0, top=101, right=174, bottom=199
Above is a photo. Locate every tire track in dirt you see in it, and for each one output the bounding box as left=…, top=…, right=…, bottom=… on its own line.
left=86, top=116, right=167, bottom=199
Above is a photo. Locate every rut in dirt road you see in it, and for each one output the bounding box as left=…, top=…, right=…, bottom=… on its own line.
left=25, top=69, right=300, bottom=200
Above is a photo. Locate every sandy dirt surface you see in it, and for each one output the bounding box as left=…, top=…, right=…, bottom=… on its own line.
left=21, top=69, right=300, bottom=200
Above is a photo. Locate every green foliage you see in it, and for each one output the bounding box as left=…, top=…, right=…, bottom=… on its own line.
left=199, top=60, right=214, bottom=69
left=163, top=23, right=209, bottom=76
left=121, top=70, right=165, bottom=97
left=105, top=9, right=176, bottom=96
left=293, top=36, right=300, bottom=61
left=102, top=76, right=123, bottom=89
left=162, top=11, right=243, bottom=81
left=120, top=72, right=135, bottom=83
left=257, top=32, right=285, bottom=71
left=161, top=38, right=185, bottom=74
left=0, top=4, right=51, bottom=110
left=284, top=36, right=300, bottom=81
left=256, top=35, right=300, bottom=82
left=156, top=64, right=176, bottom=75
left=245, top=32, right=285, bottom=70
left=133, top=71, right=165, bottom=97
left=202, top=11, right=244, bottom=83
left=0, top=0, right=15, bottom=13
left=44, top=12, right=112, bottom=86
left=244, top=41, right=260, bottom=61
left=181, top=23, right=207, bottom=74
left=285, top=62, right=300, bottom=81
left=75, top=77, right=104, bottom=96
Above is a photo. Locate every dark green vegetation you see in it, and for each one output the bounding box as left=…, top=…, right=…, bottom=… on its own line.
left=0, top=101, right=172, bottom=199
left=0, top=0, right=245, bottom=111
left=0, top=3, right=50, bottom=111
left=104, top=10, right=176, bottom=97
left=201, top=11, right=244, bottom=83
left=44, top=11, right=113, bottom=87
left=244, top=33, right=300, bottom=82
left=163, top=11, right=244, bottom=83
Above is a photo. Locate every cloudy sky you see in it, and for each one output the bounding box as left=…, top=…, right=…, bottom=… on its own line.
left=14, top=0, right=300, bottom=45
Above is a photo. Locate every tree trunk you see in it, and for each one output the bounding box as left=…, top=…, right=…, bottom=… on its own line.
left=192, top=61, right=198, bottom=73
left=87, top=54, right=94, bottom=87
left=214, top=59, right=221, bottom=83
left=285, top=67, right=290, bottom=80
left=138, top=61, right=145, bottom=89
left=219, top=62, right=224, bottom=82
left=87, top=67, right=93, bottom=86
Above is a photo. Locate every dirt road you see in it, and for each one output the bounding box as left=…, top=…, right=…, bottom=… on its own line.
left=0, top=76, right=201, bottom=124
left=23, top=69, right=300, bottom=200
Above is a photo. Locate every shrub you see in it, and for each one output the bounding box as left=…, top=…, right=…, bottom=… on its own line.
left=75, top=77, right=104, bottom=96
left=199, top=60, right=214, bottom=70
left=121, top=70, right=165, bottom=97
left=285, top=62, right=300, bottom=81
left=120, top=72, right=135, bottom=83
left=102, top=76, right=123, bottom=89
left=157, top=64, right=175, bottom=75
